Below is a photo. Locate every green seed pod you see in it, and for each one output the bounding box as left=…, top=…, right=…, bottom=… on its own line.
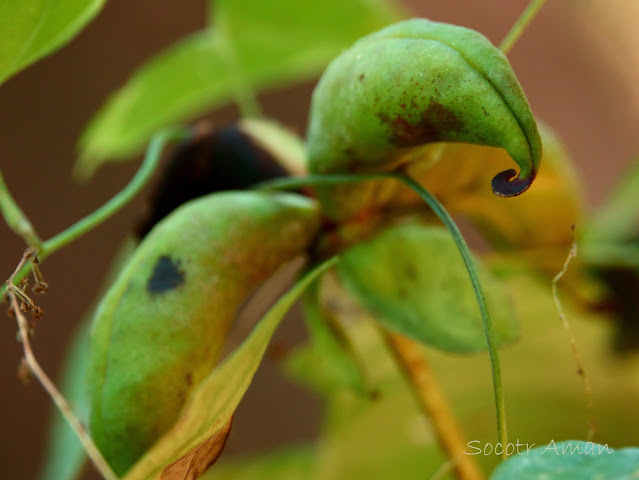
left=87, top=191, right=319, bottom=475
left=307, top=18, right=542, bottom=219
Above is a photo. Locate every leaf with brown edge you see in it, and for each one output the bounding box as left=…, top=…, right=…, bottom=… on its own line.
left=160, top=418, right=232, bottom=480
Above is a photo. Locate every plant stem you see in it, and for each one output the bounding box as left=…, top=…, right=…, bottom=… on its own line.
left=500, top=0, right=549, bottom=54
left=0, top=169, right=42, bottom=247
left=395, top=173, right=508, bottom=460
left=257, top=172, right=509, bottom=460
left=383, top=331, right=484, bottom=480
left=6, top=251, right=119, bottom=480
left=0, top=126, right=190, bottom=298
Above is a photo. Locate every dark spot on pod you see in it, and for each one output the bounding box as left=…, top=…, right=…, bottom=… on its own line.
left=491, top=168, right=536, bottom=197
left=147, top=256, right=185, bottom=295
left=137, top=124, right=290, bottom=238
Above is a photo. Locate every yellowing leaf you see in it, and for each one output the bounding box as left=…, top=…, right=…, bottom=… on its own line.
left=397, top=124, right=584, bottom=256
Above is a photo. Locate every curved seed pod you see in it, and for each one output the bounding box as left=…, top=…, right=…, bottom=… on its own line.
left=87, top=191, right=319, bottom=475
left=307, top=18, right=542, bottom=219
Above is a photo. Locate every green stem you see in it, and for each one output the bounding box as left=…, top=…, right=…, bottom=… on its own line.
left=396, top=174, right=507, bottom=459
left=1, top=126, right=190, bottom=297
left=500, top=0, right=549, bottom=54
left=258, top=172, right=508, bottom=459
left=0, top=169, right=42, bottom=247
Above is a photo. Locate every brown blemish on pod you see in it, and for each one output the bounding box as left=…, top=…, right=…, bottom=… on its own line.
left=378, top=99, right=465, bottom=147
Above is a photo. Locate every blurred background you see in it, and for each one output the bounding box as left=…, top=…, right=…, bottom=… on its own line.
left=0, top=0, right=638, bottom=478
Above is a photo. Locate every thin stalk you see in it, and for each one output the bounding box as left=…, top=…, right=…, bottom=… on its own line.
left=6, top=252, right=119, bottom=480
left=0, top=126, right=189, bottom=298
left=257, top=172, right=508, bottom=459
left=384, top=331, right=485, bottom=480
left=395, top=173, right=508, bottom=460
left=0, top=169, right=42, bottom=247
left=552, top=240, right=596, bottom=441
left=500, top=0, right=549, bottom=54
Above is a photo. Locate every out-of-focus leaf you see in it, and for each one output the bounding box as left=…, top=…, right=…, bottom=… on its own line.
left=122, top=257, right=337, bottom=480
left=336, top=222, right=518, bottom=353
left=490, top=442, right=639, bottom=480
left=286, top=262, right=639, bottom=478
left=0, top=0, right=104, bottom=86
left=39, top=237, right=138, bottom=480
left=283, top=275, right=447, bottom=478
left=586, top=159, right=639, bottom=244
left=38, top=320, right=91, bottom=480
left=77, top=32, right=228, bottom=178
left=199, top=446, right=314, bottom=480
left=77, top=0, right=402, bottom=176
left=296, top=279, right=368, bottom=396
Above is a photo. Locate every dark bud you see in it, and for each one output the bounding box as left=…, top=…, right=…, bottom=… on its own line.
left=137, top=122, right=295, bottom=238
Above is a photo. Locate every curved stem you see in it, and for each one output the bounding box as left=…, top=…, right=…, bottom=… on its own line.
left=257, top=172, right=508, bottom=459
left=396, top=173, right=508, bottom=459
left=0, top=126, right=190, bottom=298
left=500, top=0, right=549, bottom=54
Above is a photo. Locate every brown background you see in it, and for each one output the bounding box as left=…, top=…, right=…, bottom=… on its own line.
left=1, top=1, right=637, bottom=478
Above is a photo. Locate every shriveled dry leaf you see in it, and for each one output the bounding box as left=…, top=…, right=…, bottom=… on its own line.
left=160, top=418, right=232, bottom=480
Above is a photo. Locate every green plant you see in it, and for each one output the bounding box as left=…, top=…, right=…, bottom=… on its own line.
left=2, top=1, right=639, bottom=480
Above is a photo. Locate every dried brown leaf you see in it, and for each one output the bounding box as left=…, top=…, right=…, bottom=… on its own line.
left=160, top=418, right=232, bottom=480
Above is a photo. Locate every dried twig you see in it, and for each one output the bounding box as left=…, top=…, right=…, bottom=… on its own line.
left=552, top=237, right=597, bottom=441
left=5, top=249, right=119, bottom=480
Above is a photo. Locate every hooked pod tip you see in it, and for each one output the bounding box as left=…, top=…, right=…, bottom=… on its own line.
left=491, top=168, right=537, bottom=197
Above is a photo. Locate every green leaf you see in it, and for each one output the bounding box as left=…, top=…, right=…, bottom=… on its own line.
left=586, top=159, right=639, bottom=244
left=0, top=0, right=105, bottom=86
left=38, top=321, right=90, bottom=480
left=122, top=256, right=337, bottom=480
left=77, top=0, right=402, bottom=176
left=292, top=279, right=369, bottom=396
left=490, top=442, right=639, bottom=480
left=337, top=222, right=518, bottom=353
left=199, top=446, right=314, bottom=480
